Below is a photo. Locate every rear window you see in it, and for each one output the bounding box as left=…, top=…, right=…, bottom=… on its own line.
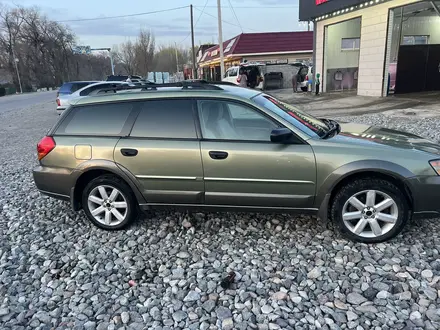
left=55, top=102, right=134, bottom=136
left=59, top=82, right=94, bottom=94
left=130, top=99, right=196, bottom=139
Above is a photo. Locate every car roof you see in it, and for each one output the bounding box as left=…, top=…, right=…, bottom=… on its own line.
left=75, top=81, right=128, bottom=90
left=62, top=81, right=98, bottom=85
left=72, top=84, right=262, bottom=106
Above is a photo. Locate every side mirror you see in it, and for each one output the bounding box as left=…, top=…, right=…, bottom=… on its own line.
left=270, top=128, right=293, bottom=143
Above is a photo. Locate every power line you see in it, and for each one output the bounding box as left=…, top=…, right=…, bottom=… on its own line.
left=196, top=5, right=299, bottom=9
left=181, top=0, right=209, bottom=44
left=227, top=0, right=242, bottom=33
left=193, top=7, right=259, bottom=32
left=56, top=6, right=189, bottom=23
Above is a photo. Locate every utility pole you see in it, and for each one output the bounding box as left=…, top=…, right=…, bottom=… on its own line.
left=174, top=42, right=180, bottom=79
left=190, top=4, right=197, bottom=79
left=217, top=0, right=225, bottom=79
left=12, top=47, right=23, bottom=94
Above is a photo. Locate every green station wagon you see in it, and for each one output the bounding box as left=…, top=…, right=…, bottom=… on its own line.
left=33, top=82, right=440, bottom=243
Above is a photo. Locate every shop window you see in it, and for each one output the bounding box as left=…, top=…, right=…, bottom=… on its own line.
left=341, top=38, right=360, bottom=50
left=402, top=35, right=429, bottom=45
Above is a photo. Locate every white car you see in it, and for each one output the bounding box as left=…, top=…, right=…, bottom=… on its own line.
left=56, top=81, right=129, bottom=115
left=223, top=64, right=264, bottom=89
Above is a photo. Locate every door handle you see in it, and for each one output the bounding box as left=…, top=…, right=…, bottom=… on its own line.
left=121, top=148, right=138, bottom=157
left=209, top=151, right=228, bottom=160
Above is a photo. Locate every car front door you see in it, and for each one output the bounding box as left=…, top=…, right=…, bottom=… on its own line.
left=114, top=99, right=204, bottom=205
left=197, top=99, right=316, bottom=208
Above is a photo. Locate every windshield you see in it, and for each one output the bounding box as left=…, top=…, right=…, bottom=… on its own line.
left=253, top=94, right=329, bottom=137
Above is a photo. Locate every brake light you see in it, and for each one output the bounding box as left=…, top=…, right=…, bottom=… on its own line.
left=306, top=75, right=309, bottom=81
left=56, top=98, right=60, bottom=106
left=430, top=160, right=440, bottom=175
left=37, top=136, right=56, bottom=160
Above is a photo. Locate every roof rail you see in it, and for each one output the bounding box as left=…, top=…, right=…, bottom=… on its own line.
left=92, top=80, right=236, bottom=95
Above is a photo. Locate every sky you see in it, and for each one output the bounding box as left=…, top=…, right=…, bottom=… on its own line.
left=1, top=0, right=307, bottom=49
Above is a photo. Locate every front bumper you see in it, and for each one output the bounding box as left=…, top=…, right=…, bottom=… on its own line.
left=33, top=166, right=73, bottom=201
left=406, top=176, right=440, bottom=218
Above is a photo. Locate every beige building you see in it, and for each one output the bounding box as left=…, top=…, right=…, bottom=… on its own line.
left=300, top=0, right=440, bottom=96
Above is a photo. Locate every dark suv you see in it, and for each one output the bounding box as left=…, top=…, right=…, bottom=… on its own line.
left=34, top=82, right=440, bottom=243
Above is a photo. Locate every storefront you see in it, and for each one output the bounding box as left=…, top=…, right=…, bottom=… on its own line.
left=198, top=32, right=313, bottom=81
left=299, top=0, right=440, bottom=96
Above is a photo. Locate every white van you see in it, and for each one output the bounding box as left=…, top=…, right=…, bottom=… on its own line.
left=223, top=63, right=264, bottom=89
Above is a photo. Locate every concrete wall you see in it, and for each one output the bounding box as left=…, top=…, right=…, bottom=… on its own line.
left=390, top=15, right=440, bottom=61
left=315, top=0, right=419, bottom=97
left=325, top=18, right=361, bottom=69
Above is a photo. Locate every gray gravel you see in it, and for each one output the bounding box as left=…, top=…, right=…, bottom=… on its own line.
left=1, top=101, right=440, bottom=330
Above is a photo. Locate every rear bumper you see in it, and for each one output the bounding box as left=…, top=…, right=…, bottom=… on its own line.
left=405, top=176, right=440, bottom=218
left=33, top=166, right=73, bottom=201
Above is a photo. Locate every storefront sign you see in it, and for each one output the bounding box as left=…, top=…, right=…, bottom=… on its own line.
left=211, top=49, right=218, bottom=56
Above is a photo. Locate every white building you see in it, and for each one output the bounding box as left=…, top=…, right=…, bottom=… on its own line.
left=299, top=0, right=440, bottom=96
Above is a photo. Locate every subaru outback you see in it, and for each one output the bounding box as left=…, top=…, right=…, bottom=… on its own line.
left=33, top=82, right=440, bottom=243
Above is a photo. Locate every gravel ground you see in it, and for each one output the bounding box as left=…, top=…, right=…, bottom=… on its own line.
left=1, top=102, right=440, bottom=330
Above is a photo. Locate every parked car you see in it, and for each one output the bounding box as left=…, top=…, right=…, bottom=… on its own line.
left=106, top=75, right=143, bottom=82
left=56, top=81, right=97, bottom=111
left=223, top=63, right=264, bottom=89
left=34, top=81, right=440, bottom=243
left=56, top=81, right=129, bottom=114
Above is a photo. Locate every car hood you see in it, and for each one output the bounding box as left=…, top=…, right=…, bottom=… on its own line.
left=332, top=122, right=440, bottom=155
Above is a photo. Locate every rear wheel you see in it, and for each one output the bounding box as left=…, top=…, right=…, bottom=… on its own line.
left=330, top=178, right=409, bottom=243
left=301, top=86, right=307, bottom=92
left=82, top=175, right=137, bottom=230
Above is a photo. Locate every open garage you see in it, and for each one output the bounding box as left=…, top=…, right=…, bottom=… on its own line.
left=300, top=0, right=440, bottom=96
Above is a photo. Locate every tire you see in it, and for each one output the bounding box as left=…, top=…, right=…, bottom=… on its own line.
left=330, top=178, right=409, bottom=243
left=82, top=175, right=137, bottom=230
left=301, top=87, right=307, bottom=92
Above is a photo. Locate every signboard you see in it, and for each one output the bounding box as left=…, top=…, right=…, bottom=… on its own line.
left=299, top=0, right=386, bottom=20
left=72, top=45, right=91, bottom=54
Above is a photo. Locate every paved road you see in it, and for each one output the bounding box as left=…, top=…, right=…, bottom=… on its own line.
left=0, top=91, right=56, bottom=114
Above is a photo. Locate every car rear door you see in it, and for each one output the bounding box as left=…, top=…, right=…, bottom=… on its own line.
left=197, top=98, right=316, bottom=208
left=113, top=98, right=204, bottom=205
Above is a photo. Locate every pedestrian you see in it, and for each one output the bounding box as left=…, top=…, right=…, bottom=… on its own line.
left=292, top=72, right=298, bottom=93
left=315, top=73, right=321, bottom=95
left=237, top=68, right=248, bottom=87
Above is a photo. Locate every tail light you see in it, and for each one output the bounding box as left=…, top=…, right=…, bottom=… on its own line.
left=305, top=75, right=309, bottom=81
left=56, top=98, right=60, bottom=106
left=37, top=136, right=56, bottom=160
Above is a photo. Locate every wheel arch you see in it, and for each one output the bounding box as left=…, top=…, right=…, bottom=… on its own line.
left=70, top=160, right=146, bottom=211
left=316, top=160, right=415, bottom=222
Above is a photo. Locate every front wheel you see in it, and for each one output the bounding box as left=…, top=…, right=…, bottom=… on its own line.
left=330, top=178, right=409, bottom=243
left=82, top=175, right=137, bottom=230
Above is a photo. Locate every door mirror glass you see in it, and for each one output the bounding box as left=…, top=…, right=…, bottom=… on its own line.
left=270, top=128, right=293, bottom=143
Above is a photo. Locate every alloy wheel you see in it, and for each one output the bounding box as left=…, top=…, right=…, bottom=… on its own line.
left=87, top=185, right=128, bottom=226
left=342, top=189, right=399, bottom=238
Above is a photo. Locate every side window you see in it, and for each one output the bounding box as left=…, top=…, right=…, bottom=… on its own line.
left=230, top=68, right=238, bottom=77
left=130, top=99, right=197, bottom=139
left=224, top=70, right=229, bottom=78
left=56, top=102, right=134, bottom=136
left=197, top=100, right=278, bottom=141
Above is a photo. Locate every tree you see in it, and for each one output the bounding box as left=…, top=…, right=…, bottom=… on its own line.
left=134, top=29, right=155, bottom=75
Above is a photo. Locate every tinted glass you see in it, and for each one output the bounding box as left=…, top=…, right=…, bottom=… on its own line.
left=59, top=82, right=94, bottom=94
left=56, top=102, right=134, bottom=135
left=130, top=99, right=196, bottom=139
left=253, top=94, right=329, bottom=137
left=59, top=83, right=74, bottom=94
left=198, top=100, right=277, bottom=141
